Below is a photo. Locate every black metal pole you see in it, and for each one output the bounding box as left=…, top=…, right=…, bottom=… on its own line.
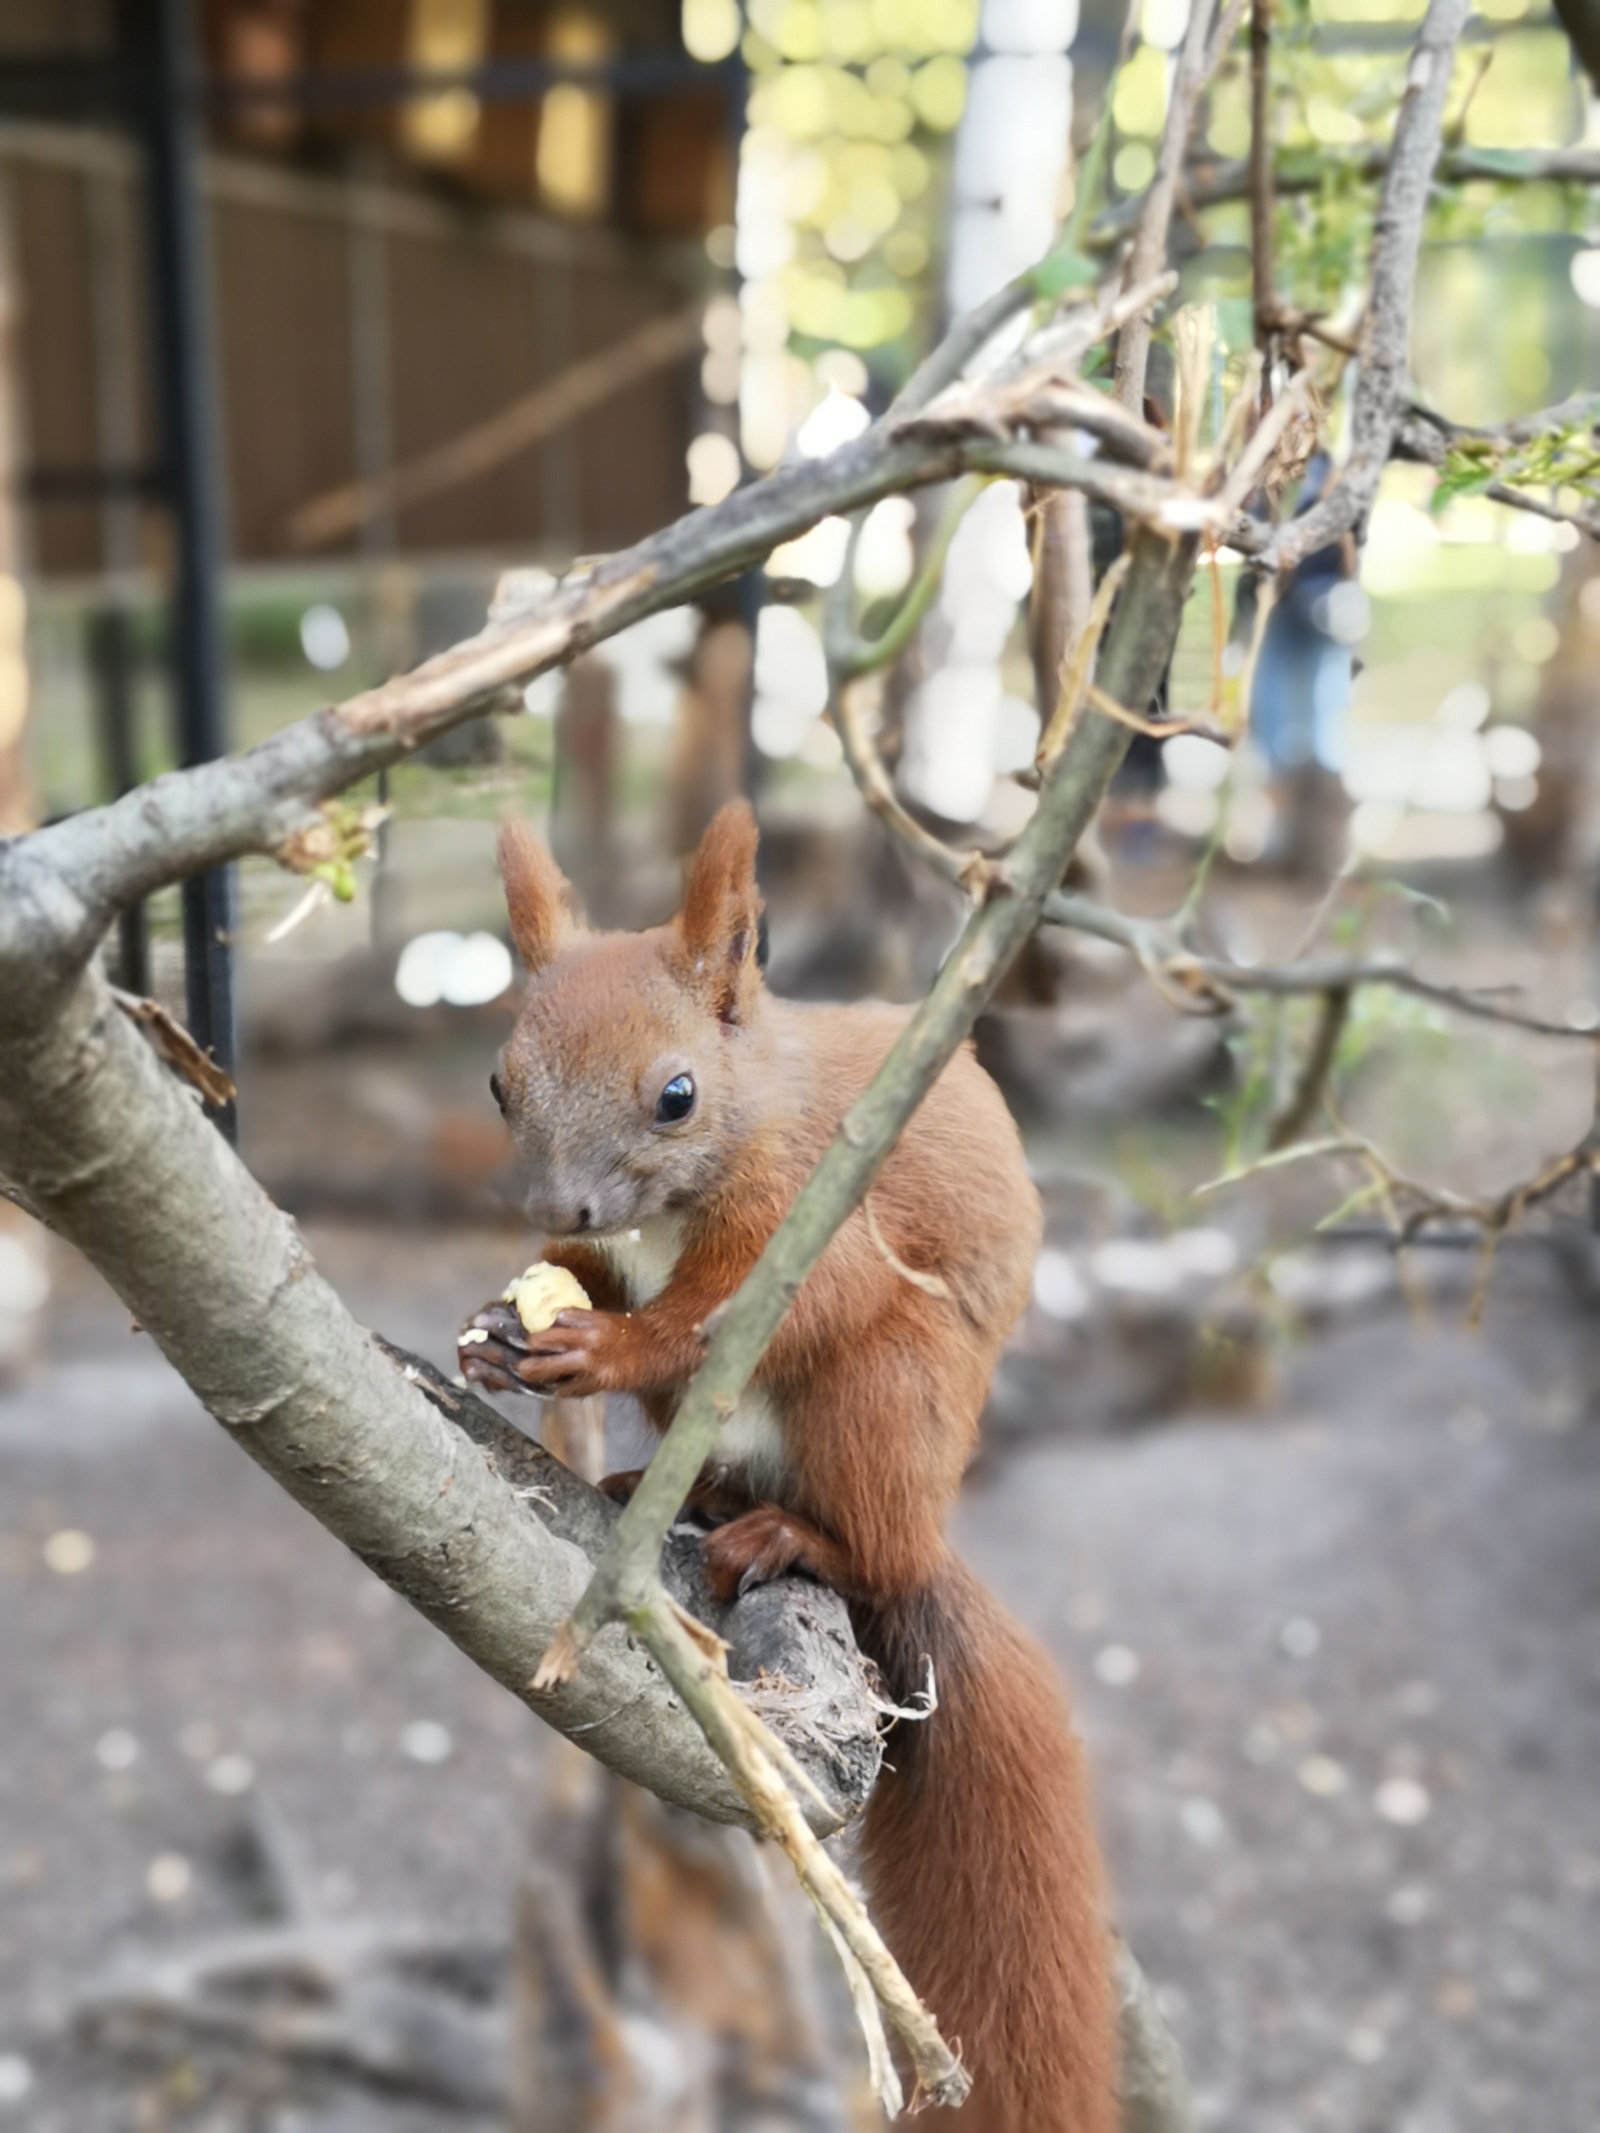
left=87, top=604, right=151, bottom=996
left=126, top=0, right=236, bottom=1132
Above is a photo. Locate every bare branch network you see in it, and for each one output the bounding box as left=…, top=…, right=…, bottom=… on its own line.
left=0, top=232, right=1205, bottom=2125
left=0, top=0, right=1570, bottom=2106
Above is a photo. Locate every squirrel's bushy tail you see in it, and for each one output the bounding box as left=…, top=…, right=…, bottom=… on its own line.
left=857, top=1557, right=1118, bottom=2133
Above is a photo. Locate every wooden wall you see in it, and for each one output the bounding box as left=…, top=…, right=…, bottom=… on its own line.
left=2, top=126, right=699, bottom=578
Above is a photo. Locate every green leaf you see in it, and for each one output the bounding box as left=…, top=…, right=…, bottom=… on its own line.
left=1431, top=462, right=1495, bottom=512
left=1314, top=1178, right=1391, bottom=1231
left=1382, top=881, right=1452, bottom=928
left=1459, top=147, right=1538, bottom=177
left=1031, top=247, right=1098, bottom=300
left=311, top=858, right=358, bottom=903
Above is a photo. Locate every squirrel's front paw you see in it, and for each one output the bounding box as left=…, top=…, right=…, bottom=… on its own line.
left=458, top=1299, right=534, bottom=1396
left=460, top=1303, right=618, bottom=1400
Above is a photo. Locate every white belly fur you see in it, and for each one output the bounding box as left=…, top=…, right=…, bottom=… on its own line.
left=597, top=1214, right=790, bottom=1496
left=598, top=1213, right=687, bottom=1307
left=709, top=1385, right=790, bottom=1499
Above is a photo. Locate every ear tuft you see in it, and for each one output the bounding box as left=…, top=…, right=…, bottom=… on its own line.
left=498, top=819, right=581, bottom=973
left=678, top=799, right=763, bottom=1024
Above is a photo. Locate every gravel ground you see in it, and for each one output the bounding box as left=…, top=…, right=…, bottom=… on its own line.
left=962, top=1249, right=1600, bottom=2133
left=3, top=1217, right=1598, bottom=2132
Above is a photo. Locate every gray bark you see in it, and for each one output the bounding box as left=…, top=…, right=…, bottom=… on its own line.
left=0, top=956, right=878, bottom=1832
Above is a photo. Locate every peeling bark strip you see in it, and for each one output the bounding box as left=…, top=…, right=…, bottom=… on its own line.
left=112, top=986, right=236, bottom=1107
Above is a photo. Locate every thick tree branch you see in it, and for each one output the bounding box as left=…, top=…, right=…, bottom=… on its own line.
left=15, top=429, right=969, bottom=956
left=0, top=962, right=879, bottom=1833
left=1117, top=1942, right=1195, bottom=2133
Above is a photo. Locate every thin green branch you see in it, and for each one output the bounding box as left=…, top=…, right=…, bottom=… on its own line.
left=827, top=476, right=988, bottom=681
left=538, top=526, right=1199, bottom=1671
left=1266, top=985, right=1352, bottom=1150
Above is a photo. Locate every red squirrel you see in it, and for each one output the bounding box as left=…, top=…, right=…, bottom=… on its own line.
left=458, top=800, right=1117, bottom=2132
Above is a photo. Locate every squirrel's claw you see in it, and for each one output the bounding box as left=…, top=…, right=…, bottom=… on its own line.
left=459, top=1341, right=532, bottom=1396
left=702, top=1505, right=809, bottom=1603
left=598, top=1468, right=646, bottom=1504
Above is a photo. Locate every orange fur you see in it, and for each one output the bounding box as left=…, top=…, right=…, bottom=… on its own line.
left=483, top=803, right=1118, bottom=2129
left=499, top=818, right=581, bottom=973
left=676, top=795, right=764, bottom=1024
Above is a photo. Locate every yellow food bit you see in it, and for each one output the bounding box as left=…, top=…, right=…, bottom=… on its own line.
left=503, top=1262, right=592, bottom=1334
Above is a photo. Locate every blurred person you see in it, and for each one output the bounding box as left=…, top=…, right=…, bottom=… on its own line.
left=1247, top=453, right=1364, bottom=873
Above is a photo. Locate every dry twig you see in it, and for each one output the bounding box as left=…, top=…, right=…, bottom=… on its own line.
left=1266, top=985, right=1353, bottom=1151
left=638, top=1601, right=969, bottom=2116
left=1113, top=0, right=1225, bottom=412
left=1040, top=888, right=1599, bottom=1043
left=1262, top=0, right=1475, bottom=568
left=1201, top=1078, right=1600, bottom=1326
left=1088, top=143, right=1600, bottom=252
left=1249, top=0, right=1280, bottom=365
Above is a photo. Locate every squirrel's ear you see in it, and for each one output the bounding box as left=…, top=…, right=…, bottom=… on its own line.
left=678, top=799, right=763, bottom=1024
left=498, top=820, right=581, bottom=973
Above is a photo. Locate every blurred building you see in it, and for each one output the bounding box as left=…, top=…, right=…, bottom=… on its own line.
left=0, top=0, right=735, bottom=582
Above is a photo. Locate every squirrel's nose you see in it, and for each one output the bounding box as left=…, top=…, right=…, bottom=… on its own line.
left=522, top=1186, right=590, bottom=1237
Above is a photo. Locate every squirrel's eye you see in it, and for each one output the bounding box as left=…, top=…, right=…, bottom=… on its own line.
left=489, top=1072, right=507, bottom=1115
left=655, top=1073, right=696, bottom=1125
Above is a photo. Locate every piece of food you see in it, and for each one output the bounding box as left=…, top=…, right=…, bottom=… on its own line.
left=503, top=1262, right=592, bottom=1334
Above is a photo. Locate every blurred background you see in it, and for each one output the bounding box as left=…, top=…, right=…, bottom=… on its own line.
left=3, top=0, right=1600, bottom=2127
